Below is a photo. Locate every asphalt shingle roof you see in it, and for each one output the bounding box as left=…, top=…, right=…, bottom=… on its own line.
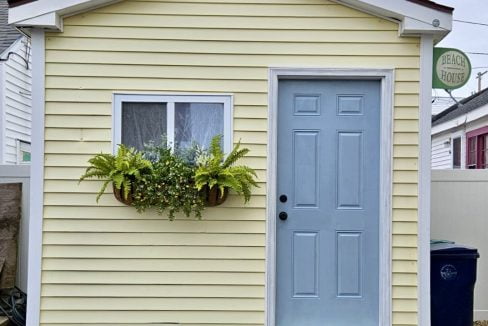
left=432, top=88, right=488, bottom=126
left=0, top=0, right=21, bottom=54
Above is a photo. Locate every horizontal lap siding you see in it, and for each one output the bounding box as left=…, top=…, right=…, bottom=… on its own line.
left=2, top=37, right=32, bottom=164
left=42, top=0, right=421, bottom=325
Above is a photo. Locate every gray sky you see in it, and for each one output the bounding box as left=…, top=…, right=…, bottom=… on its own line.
left=435, top=0, right=488, bottom=98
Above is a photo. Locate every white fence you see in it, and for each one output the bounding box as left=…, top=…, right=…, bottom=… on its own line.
left=0, top=165, right=30, bottom=292
left=432, top=170, right=488, bottom=321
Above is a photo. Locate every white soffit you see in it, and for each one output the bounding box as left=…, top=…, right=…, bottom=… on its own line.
left=9, top=0, right=453, bottom=40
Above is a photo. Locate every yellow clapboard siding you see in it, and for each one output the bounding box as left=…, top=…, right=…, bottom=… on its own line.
left=44, top=166, right=267, bottom=181
left=41, top=284, right=265, bottom=298
left=57, top=26, right=416, bottom=43
left=40, top=310, right=264, bottom=324
left=44, top=200, right=266, bottom=221
left=45, top=102, right=111, bottom=115
left=45, top=38, right=420, bottom=56
left=393, top=145, right=419, bottom=158
left=43, top=193, right=266, bottom=208
left=42, top=246, right=265, bottom=259
left=94, top=2, right=367, bottom=17
left=393, top=235, right=417, bottom=248
left=393, top=260, right=417, bottom=273
left=45, top=128, right=111, bottom=141
left=42, top=258, right=266, bottom=272
left=46, top=51, right=421, bottom=69
left=65, top=13, right=397, bottom=30
left=393, top=197, right=418, bottom=209
left=393, top=248, right=418, bottom=261
left=393, top=158, right=418, bottom=171
left=44, top=140, right=267, bottom=156
left=42, top=0, right=422, bottom=324
left=393, top=286, right=418, bottom=299
left=47, top=63, right=417, bottom=83
left=42, top=271, right=265, bottom=285
left=43, top=154, right=267, bottom=169
left=394, top=107, right=420, bottom=120
left=43, top=219, right=266, bottom=234
left=43, top=232, right=266, bottom=246
left=392, top=299, right=418, bottom=312
left=392, top=222, right=418, bottom=235
left=393, top=209, right=419, bottom=222
left=394, top=133, right=419, bottom=145
left=393, top=273, right=418, bottom=286
left=392, top=312, right=418, bottom=325
left=393, top=183, right=418, bottom=196
left=41, top=324, right=263, bottom=326
left=41, top=297, right=265, bottom=311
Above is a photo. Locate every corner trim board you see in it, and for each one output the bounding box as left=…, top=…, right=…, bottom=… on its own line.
left=418, top=34, right=434, bottom=326
left=266, top=67, right=393, bottom=326
left=26, top=28, right=45, bottom=326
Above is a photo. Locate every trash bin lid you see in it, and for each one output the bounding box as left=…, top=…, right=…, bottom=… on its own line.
left=431, top=242, right=480, bottom=259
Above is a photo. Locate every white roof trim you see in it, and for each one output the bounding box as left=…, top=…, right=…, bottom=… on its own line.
left=9, top=0, right=452, bottom=40
left=432, top=103, right=488, bottom=135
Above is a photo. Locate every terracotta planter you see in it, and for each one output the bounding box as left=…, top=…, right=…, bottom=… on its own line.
left=112, top=184, right=134, bottom=206
left=201, top=185, right=229, bottom=207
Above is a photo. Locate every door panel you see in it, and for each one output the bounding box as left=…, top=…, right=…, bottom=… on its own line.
left=276, top=79, right=381, bottom=326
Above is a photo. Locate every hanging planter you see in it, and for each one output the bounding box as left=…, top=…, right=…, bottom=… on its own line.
left=200, top=185, right=229, bottom=207
left=112, top=184, right=134, bottom=206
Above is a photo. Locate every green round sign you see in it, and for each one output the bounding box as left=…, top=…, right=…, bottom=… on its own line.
left=433, top=48, right=471, bottom=90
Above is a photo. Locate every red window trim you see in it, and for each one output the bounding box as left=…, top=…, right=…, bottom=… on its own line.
left=466, top=126, right=488, bottom=139
left=466, top=126, right=488, bottom=169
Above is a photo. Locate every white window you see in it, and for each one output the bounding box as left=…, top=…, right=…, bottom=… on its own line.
left=16, top=140, right=31, bottom=164
left=452, top=136, right=461, bottom=169
left=113, top=94, right=233, bottom=153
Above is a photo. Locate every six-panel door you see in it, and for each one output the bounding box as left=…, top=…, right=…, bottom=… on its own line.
left=276, top=79, right=381, bottom=325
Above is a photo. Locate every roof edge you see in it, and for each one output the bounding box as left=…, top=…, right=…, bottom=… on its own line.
left=406, top=0, right=454, bottom=14
left=9, top=0, right=453, bottom=40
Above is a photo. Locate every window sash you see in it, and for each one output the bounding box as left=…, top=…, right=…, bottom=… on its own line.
left=113, top=94, right=233, bottom=153
left=452, top=137, right=461, bottom=169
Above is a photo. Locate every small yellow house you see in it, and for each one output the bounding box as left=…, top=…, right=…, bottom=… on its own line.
left=9, top=0, right=453, bottom=325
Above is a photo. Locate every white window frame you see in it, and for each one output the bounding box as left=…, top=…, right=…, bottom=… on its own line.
left=113, top=94, right=233, bottom=153
left=449, top=130, right=466, bottom=170
left=16, top=139, right=31, bottom=165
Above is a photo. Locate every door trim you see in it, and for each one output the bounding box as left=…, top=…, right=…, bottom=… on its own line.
left=266, top=68, right=394, bottom=326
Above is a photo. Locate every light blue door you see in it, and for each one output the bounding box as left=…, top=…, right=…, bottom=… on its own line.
left=276, top=79, right=381, bottom=325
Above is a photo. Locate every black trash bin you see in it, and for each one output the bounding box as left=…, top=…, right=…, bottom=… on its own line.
left=431, top=241, right=480, bottom=326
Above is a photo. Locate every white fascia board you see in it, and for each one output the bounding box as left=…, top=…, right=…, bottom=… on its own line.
left=432, top=104, right=488, bottom=135
left=9, top=0, right=121, bottom=30
left=334, top=0, right=452, bottom=40
left=10, top=0, right=452, bottom=39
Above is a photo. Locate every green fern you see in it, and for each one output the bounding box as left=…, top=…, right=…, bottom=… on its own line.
left=79, top=145, right=153, bottom=202
left=195, top=135, right=259, bottom=203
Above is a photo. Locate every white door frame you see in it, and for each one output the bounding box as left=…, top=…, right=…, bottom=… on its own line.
left=266, top=67, right=394, bottom=326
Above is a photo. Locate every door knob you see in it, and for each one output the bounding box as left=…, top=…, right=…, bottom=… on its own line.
left=279, top=194, right=288, bottom=203
left=279, top=212, right=288, bottom=221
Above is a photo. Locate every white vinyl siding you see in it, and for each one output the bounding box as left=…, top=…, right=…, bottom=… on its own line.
left=1, top=37, right=32, bottom=164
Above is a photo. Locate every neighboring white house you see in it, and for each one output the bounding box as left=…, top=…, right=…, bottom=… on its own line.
left=432, top=88, right=488, bottom=169
left=0, top=0, right=31, bottom=165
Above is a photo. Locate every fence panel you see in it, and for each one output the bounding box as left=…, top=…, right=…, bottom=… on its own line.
left=432, top=170, right=488, bottom=321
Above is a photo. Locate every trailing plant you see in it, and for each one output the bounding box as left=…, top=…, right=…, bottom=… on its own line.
left=79, top=145, right=153, bottom=202
left=194, top=135, right=259, bottom=203
left=133, top=140, right=205, bottom=220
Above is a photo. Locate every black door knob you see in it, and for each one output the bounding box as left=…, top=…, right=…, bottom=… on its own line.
left=279, top=195, right=288, bottom=203
left=279, top=212, right=288, bottom=221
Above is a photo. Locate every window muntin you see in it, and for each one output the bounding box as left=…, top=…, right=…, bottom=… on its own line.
left=114, top=94, right=232, bottom=153
left=452, top=137, right=461, bottom=169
